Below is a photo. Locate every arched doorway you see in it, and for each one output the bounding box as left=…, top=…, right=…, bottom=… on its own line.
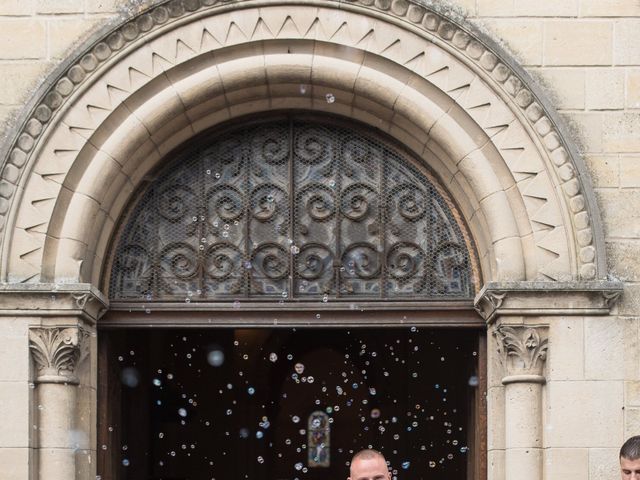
left=97, top=114, right=485, bottom=480
left=0, top=2, right=621, bottom=480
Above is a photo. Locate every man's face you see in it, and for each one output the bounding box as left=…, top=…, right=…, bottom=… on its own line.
left=621, top=456, right=640, bottom=480
left=348, top=455, right=391, bottom=480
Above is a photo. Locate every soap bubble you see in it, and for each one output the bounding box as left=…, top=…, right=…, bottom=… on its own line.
left=294, top=363, right=305, bottom=374
left=269, top=352, right=278, bottom=362
left=120, top=367, right=140, bottom=388
left=207, top=348, right=225, bottom=367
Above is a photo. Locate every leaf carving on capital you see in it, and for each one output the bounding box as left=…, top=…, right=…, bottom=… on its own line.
left=28, top=327, right=88, bottom=384
left=486, top=291, right=506, bottom=309
left=603, top=290, right=622, bottom=309
left=72, top=292, right=91, bottom=309
left=474, top=290, right=507, bottom=323
left=494, top=325, right=548, bottom=377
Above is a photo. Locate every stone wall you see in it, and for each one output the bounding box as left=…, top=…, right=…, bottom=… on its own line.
left=0, top=1, right=638, bottom=480
left=2, top=0, right=638, bottom=250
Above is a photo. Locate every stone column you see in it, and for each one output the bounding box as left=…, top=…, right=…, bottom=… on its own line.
left=475, top=281, right=623, bottom=480
left=0, top=284, right=107, bottom=480
left=29, top=325, right=89, bottom=480
left=494, top=325, right=548, bottom=480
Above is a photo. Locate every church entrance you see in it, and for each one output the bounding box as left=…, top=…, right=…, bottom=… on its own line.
left=98, top=326, right=484, bottom=480
left=98, top=113, right=484, bottom=479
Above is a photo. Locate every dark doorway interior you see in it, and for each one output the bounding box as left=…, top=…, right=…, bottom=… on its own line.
left=99, top=327, right=482, bottom=480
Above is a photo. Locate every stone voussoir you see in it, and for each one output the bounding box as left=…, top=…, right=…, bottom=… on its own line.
left=0, top=0, right=600, bottom=280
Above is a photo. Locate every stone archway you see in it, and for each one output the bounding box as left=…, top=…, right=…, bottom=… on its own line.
left=0, top=1, right=622, bottom=480
left=0, top=0, right=604, bottom=285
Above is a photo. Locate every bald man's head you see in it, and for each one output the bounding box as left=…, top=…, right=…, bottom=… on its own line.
left=348, top=449, right=391, bottom=480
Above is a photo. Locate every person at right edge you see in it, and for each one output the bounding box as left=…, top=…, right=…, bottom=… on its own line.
left=621, top=435, right=640, bottom=480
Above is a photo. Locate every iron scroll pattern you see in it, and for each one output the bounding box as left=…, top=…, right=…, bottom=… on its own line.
left=109, top=121, right=474, bottom=302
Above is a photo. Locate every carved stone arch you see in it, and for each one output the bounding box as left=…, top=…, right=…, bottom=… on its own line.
left=0, top=0, right=604, bottom=286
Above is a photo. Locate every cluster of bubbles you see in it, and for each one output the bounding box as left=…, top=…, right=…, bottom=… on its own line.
left=109, top=328, right=476, bottom=478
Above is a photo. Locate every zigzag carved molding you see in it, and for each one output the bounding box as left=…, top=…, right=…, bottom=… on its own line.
left=0, top=0, right=598, bottom=282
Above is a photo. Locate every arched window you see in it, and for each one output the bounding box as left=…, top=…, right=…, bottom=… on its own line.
left=109, top=117, right=476, bottom=302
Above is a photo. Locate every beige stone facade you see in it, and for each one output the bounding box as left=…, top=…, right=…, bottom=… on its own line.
left=0, top=0, right=638, bottom=479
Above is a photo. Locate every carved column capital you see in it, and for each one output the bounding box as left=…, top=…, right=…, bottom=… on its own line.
left=29, top=326, right=89, bottom=384
left=494, top=325, right=548, bottom=384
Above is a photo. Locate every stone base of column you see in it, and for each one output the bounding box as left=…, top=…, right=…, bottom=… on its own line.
left=505, top=447, right=542, bottom=480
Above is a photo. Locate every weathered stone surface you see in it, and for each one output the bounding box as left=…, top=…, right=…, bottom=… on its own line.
left=0, top=19, right=46, bottom=59
left=617, top=284, right=640, bottom=316
left=581, top=0, right=640, bottom=16
left=0, top=62, right=51, bottom=106
left=597, top=190, right=640, bottom=238
left=544, top=21, right=612, bottom=66
left=627, top=380, right=640, bottom=406
left=48, top=18, right=103, bottom=59
left=545, top=448, right=589, bottom=480
left=0, top=0, right=36, bottom=15
left=532, top=68, right=585, bottom=110
left=479, top=19, right=543, bottom=65
left=589, top=448, right=621, bottom=480
left=546, top=381, right=623, bottom=448
left=584, top=317, right=627, bottom=380
left=584, top=155, right=619, bottom=188
left=0, top=382, right=30, bottom=448
left=548, top=316, right=584, bottom=381
left=36, top=0, right=83, bottom=14
left=614, top=20, right=640, bottom=65
left=627, top=69, right=640, bottom=108
left=514, top=0, right=578, bottom=16
left=562, top=113, right=603, bottom=154
left=603, top=113, right=640, bottom=153
left=0, top=448, right=30, bottom=480
left=626, top=407, right=640, bottom=439
left=586, top=68, right=625, bottom=110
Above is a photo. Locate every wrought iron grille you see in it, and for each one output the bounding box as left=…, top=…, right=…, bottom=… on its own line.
left=109, top=119, right=475, bottom=302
